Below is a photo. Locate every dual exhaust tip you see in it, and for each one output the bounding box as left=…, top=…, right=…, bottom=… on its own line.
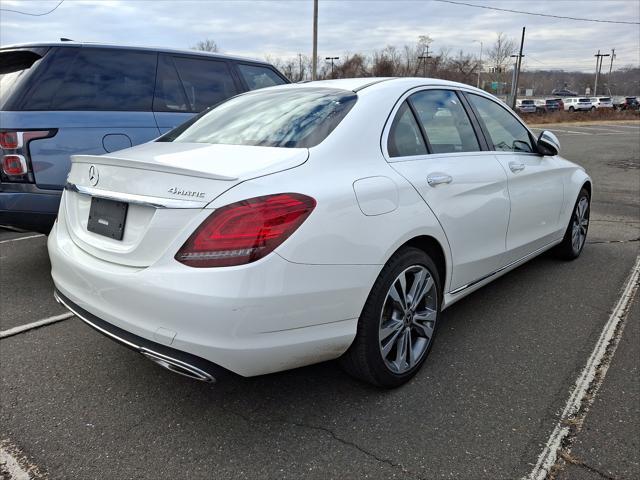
left=54, top=290, right=216, bottom=383
left=140, top=349, right=216, bottom=383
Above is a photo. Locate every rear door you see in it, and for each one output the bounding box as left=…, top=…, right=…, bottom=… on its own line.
left=4, top=46, right=161, bottom=189
left=385, top=88, right=511, bottom=292
left=465, top=92, right=565, bottom=263
left=153, top=54, right=240, bottom=133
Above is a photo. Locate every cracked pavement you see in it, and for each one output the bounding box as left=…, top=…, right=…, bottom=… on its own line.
left=1, top=123, right=639, bottom=479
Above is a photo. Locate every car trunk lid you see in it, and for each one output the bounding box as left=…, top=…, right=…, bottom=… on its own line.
left=62, top=142, right=308, bottom=267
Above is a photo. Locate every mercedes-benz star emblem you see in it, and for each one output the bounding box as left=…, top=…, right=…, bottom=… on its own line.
left=88, top=165, right=99, bottom=186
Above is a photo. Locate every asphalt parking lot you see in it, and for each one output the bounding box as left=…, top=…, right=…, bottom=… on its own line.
left=1, top=122, right=638, bottom=480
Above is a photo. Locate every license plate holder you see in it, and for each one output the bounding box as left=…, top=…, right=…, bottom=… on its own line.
left=87, top=197, right=128, bottom=240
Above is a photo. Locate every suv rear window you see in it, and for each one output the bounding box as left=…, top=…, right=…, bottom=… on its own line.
left=160, top=88, right=357, bottom=148
left=237, top=64, right=285, bottom=90
left=172, top=56, right=236, bottom=112
left=49, top=48, right=157, bottom=111
left=0, top=49, right=45, bottom=109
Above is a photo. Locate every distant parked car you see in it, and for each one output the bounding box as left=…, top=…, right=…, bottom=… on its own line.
left=564, top=97, right=593, bottom=112
left=590, top=97, right=613, bottom=110
left=516, top=99, right=537, bottom=113
left=542, top=99, right=561, bottom=112
left=0, top=41, right=289, bottom=233
left=552, top=88, right=578, bottom=97
left=613, top=96, right=639, bottom=111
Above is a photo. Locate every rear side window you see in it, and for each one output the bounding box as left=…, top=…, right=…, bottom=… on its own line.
left=410, top=90, right=480, bottom=154
left=160, top=88, right=356, bottom=148
left=237, top=64, right=285, bottom=90
left=0, top=49, right=45, bottom=109
left=468, top=93, right=533, bottom=153
left=172, top=57, right=237, bottom=112
left=387, top=102, right=427, bottom=157
left=153, top=55, right=189, bottom=112
left=49, top=48, right=157, bottom=111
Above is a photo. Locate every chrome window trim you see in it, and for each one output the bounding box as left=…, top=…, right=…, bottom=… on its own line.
left=65, top=182, right=206, bottom=209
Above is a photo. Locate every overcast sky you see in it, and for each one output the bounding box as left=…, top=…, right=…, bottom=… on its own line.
left=1, top=0, right=638, bottom=72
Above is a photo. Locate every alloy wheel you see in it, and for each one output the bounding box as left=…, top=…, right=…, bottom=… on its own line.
left=379, top=265, right=437, bottom=374
left=572, top=196, right=589, bottom=253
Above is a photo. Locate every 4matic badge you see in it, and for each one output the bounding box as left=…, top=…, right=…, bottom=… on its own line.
left=167, top=186, right=206, bottom=199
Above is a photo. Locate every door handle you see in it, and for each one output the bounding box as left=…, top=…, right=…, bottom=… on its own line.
left=509, top=161, right=525, bottom=173
left=427, top=174, right=453, bottom=187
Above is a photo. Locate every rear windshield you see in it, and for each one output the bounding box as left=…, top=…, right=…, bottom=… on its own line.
left=579, top=98, right=590, bottom=102
left=160, top=88, right=357, bottom=148
left=0, top=49, right=44, bottom=109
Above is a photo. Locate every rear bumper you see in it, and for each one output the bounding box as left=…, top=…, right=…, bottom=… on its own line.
left=0, top=184, right=61, bottom=233
left=48, top=219, right=378, bottom=377
left=54, top=289, right=227, bottom=382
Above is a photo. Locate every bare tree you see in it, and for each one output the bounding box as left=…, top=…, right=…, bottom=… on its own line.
left=487, top=32, right=515, bottom=79
left=193, top=39, right=219, bottom=52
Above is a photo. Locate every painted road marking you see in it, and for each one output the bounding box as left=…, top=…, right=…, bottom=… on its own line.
left=0, top=312, right=74, bottom=339
left=524, top=255, right=640, bottom=480
left=0, top=446, right=31, bottom=480
left=0, top=234, right=44, bottom=245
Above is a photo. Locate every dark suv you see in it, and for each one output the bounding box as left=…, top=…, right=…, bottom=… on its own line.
left=0, top=42, right=289, bottom=233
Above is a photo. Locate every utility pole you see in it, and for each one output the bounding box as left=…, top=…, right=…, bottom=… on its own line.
left=607, top=48, right=616, bottom=96
left=312, top=0, right=318, bottom=80
left=593, top=50, right=610, bottom=96
left=418, top=45, right=432, bottom=77
left=325, top=56, right=339, bottom=78
left=608, top=48, right=616, bottom=76
left=510, top=26, right=525, bottom=110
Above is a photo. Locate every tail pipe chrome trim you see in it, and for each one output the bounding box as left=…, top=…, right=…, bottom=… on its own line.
left=53, top=290, right=216, bottom=383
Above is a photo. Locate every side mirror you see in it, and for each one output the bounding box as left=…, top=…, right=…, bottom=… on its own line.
left=537, top=130, right=560, bottom=156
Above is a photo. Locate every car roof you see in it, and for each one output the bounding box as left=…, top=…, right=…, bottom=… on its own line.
left=0, top=41, right=270, bottom=65
left=277, top=77, right=494, bottom=96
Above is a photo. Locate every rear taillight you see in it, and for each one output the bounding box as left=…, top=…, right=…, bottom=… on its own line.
left=2, top=155, right=28, bottom=175
left=0, top=130, right=56, bottom=183
left=176, top=193, right=316, bottom=267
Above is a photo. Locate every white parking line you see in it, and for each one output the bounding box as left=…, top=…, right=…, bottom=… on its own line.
left=525, top=255, right=640, bottom=480
left=593, top=124, right=640, bottom=129
left=0, top=312, right=74, bottom=339
left=0, top=446, right=31, bottom=480
left=0, top=234, right=44, bottom=245
left=545, top=129, right=591, bottom=135
left=565, top=125, right=629, bottom=134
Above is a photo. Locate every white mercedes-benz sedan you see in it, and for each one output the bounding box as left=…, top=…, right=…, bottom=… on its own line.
left=49, top=78, right=592, bottom=387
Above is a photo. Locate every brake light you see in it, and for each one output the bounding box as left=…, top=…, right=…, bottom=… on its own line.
left=0, top=130, right=55, bottom=183
left=0, top=132, right=20, bottom=149
left=176, top=193, right=316, bottom=267
left=2, top=155, right=28, bottom=175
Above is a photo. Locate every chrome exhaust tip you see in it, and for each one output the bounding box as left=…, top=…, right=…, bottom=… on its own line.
left=140, top=349, right=216, bottom=383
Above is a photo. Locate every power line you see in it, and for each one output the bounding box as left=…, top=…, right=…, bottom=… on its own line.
left=0, top=0, right=64, bottom=16
left=433, top=0, right=640, bottom=25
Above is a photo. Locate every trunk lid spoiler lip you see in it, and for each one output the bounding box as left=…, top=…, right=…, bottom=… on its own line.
left=71, top=154, right=239, bottom=182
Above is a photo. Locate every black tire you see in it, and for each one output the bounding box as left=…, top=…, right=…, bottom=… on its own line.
left=554, top=187, right=590, bottom=260
left=568, top=106, right=575, bottom=112
left=590, top=106, right=596, bottom=112
left=340, top=247, right=441, bottom=388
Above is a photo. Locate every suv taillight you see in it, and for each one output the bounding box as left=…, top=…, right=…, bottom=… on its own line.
left=0, top=130, right=56, bottom=182
left=175, top=193, right=316, bottom=267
